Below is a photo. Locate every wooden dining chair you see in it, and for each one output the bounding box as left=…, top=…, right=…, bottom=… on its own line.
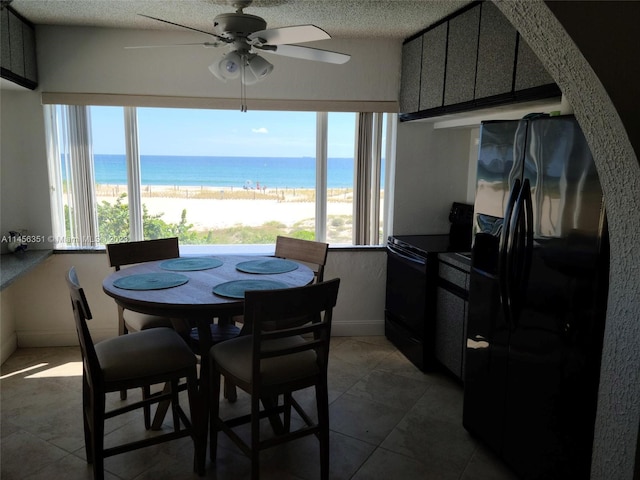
left=222, top=235, right=330, bottom=402
left=275, top=235, right=329, bottom=283
left=207, top=278, right=340, bottom=480
left=106, top=237, right=182, bottom=402
left=105, top=237, right=180, bottom=336
left=66, top=267, right=203, bottom=480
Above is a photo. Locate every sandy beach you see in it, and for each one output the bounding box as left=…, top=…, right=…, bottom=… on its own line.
left=95, top=184, right=354, bottom=231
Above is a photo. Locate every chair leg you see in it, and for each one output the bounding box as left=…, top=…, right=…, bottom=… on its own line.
left=171, top=380, right=180, bottom=431
left=224, top=377, right=237, bottom=403
left=82, top=374, right=94, bottom=464
left=262, top=395, right=284, bottom=435
left=316, top=382, right=330, bottom=480
left=209, top=368, right=222, bottom=463
left=283, top=392, right=292, bottom=433
left=186, top=373, right=205, bottom=477
left=92, top=391, right=107, bottom=480
left=118, top=310, right=128, bottom=401
left=151, top=382, right=172, bottom=430
left=251, top=393, right=261, bottom=480
left=143, top=385, right=151, bottom=429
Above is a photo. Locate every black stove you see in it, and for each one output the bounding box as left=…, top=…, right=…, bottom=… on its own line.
left=384, top=203, right=473, bottom=371
left=385, top=234, right=458, bottom=371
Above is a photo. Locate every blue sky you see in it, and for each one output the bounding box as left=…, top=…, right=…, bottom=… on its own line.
left=90, top=107, right=356, bottom=158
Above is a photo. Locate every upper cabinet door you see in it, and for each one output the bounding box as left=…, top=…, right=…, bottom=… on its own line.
left=22, top=23, right=37, bottom=83
left=475, top=2, right=517, bottom=99
left=0, top=7, right=38, bottom=89
left=515, top=36, right=555, bottom=91
left=419, top=23, right=447, bottom=111
left=399, top=2, right=559, bottom=120
left=444, top=5, right=480, bottom=106
left=400, top=36, right=423, bottom=114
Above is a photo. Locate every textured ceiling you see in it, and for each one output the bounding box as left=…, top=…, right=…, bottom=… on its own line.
left=8, top=0, right=471, bottom=40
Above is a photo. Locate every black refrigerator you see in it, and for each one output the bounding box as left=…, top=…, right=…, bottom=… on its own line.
left=463, top=114, right=609, bottom=479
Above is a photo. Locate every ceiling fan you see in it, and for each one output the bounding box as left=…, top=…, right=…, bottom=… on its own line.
left=130, top=0, right=350, bottom=97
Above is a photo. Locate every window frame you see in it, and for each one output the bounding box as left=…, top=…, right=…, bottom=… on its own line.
left=44, top=104, right=395, bottom=249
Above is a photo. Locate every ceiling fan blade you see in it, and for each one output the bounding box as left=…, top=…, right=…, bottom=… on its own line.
left=259, top=44, right=350, bottom=64
left=138, top=14, right=230, bottom=42
left=125, top=42, right=221, bottom=49
left=248, top=25, right=330, bottom=46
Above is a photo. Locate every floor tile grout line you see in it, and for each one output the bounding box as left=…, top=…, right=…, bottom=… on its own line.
left=1, top=341, right=516, bottom=480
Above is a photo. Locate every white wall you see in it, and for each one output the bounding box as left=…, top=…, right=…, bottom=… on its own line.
left=7, top=249, right=386, bottom=350
left=467, top=127, right=480, bottom=202
left=36, top=26, right=400, bottom=103
left=0, top=289, right=17, bottom=363
left=0, top=91, right=51, bottom=249
left=393, top=121, right=473, bottom=234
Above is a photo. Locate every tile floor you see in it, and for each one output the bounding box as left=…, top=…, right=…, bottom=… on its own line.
left=1, top=337, right=518, bottom=480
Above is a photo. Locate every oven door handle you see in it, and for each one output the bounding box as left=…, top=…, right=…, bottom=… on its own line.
left=387, top=245, right=426, bottom=265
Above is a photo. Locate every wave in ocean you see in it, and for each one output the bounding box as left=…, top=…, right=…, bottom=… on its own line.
left=85, top=154, right=368, bottom=189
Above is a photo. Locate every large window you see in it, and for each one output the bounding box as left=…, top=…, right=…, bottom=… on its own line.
left=45, top=105, right=391, bottom=248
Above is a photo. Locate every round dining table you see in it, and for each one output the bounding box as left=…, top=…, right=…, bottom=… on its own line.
left=102, top=254, right=314, bottom=440
left=102, top=254, right=314, bottom=322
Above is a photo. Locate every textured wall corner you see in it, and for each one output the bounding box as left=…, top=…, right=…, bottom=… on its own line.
left=493, top=1, right=640, bottom=479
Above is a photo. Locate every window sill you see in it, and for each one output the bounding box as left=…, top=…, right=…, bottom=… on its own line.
left=53, top=243, right=386, bottom=255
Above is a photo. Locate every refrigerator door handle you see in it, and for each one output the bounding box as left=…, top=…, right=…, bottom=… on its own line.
left=520, top=179, right=534, bottom=312
left=506, top=179, right=533, bottom=328
left=499, top=178, right=521, bottom=326
left=505, top=184, right=523, bottom=324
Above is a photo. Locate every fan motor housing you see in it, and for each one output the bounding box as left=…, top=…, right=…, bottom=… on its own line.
left=213, top=13, right=267, bottom=36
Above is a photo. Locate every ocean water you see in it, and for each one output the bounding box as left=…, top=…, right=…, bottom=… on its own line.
left=87, top=154, right=367, bottom=189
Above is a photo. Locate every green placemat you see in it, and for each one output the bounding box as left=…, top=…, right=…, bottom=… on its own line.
left=113, top=273, right=189, bottom=290
left=212, top=279, right=288, bottom=299
left=235, top=258, right=299, bottom=274
left=159, top=257, right=223, bottom=271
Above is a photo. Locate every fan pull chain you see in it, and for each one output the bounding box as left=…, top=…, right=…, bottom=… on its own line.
left=240, top=55, right=248, bottom=112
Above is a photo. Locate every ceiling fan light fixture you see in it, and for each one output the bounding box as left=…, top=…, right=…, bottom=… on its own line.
left=209, top=51, right=242, bottom=82
left=245, top=54, right=273, bottom=83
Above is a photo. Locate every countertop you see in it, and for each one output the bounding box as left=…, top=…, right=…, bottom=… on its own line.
left=0, top=250, right=53, bottom=291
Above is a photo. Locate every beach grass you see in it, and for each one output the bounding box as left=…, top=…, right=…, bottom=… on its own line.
left=94, top=184, right=359, bottom=203
left=185, top=215, right=356, bottom=245
left=91, top=184, right=382, bottom=244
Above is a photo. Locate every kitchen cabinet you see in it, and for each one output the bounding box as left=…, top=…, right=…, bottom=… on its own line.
left=475, top=1, right=517, bottom=99
left=399, top=36, right=423, bottom=115
left=515, top=36, right=555, bottom=91
left=399, top=2, right=560, bottom=120
left=435, top=253, right=470, bottom=381
left=0, top=6, right=38, bottom=89
left=419, top=22, right=447, bottom=110
left=443, top=6, right=480, bottom=106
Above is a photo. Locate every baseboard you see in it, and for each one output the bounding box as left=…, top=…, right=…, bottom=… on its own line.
left=331, top=319, right=384, bottom=337
left=1, top=332, right=18, bottom=364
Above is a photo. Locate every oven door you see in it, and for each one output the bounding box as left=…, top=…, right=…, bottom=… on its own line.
left=385, top=244, right=428, bottom=338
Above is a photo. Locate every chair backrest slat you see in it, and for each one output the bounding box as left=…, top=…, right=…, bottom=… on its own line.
left=106, top=237, right=179, bottom=271
left=260, top=339, right=324, bottom=359
left=274, top=236, right=328, bottom=282
left=244, top=278, right=340, bottom=381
